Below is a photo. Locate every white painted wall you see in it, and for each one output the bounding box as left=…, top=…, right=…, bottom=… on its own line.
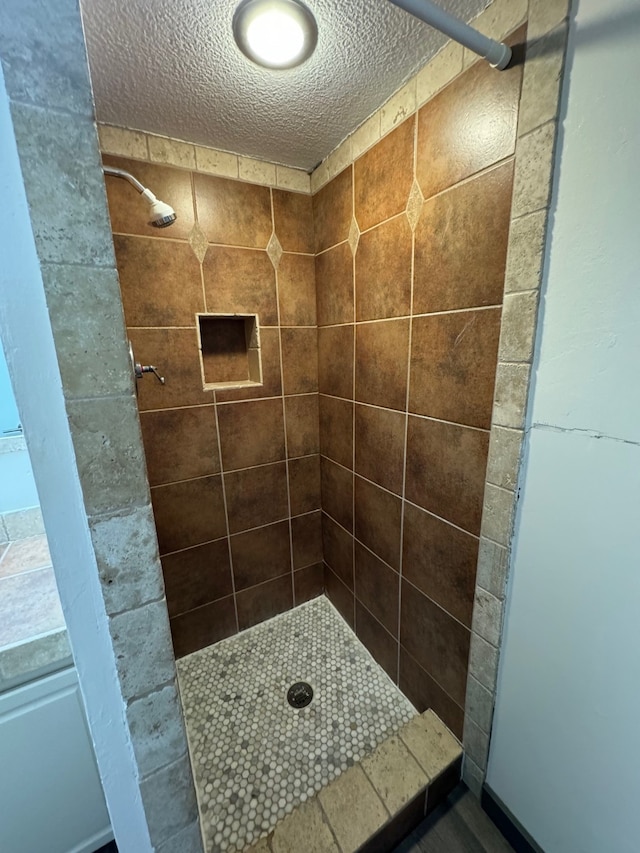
left=0, top=668, right=112, bottom=853
left=486, top=1, right=640, bottom=852
left=0, top=67, right=153, bottom=852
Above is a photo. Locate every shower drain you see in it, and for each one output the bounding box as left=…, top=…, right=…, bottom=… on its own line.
left=287, top=681, right=313, bottom=708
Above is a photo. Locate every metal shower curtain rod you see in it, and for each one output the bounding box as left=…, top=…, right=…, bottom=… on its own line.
left=388, top=0, right=512, bottom=69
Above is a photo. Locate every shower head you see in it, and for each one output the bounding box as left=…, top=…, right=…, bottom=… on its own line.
left=102, top=166, right=177, bottom=228
left=140, top=188, right=178, bottom=228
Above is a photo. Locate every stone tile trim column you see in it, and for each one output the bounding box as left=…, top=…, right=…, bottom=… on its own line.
left=0, top=0, right=203, bottom=849
left=463, top=0, right=573, bottom=795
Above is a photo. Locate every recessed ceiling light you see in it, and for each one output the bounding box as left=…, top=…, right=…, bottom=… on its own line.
left=233, top=0, right=318, bottom=70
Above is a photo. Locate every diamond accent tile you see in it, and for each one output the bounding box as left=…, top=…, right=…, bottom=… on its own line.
left=406, top=181, right=424, bottom=232
left=267, top=233, right=283, bottom=269
left=177, top=596, right=416, bottom=853
left=348, top=218, right=360, bottom=256
left=188, top=222, right=208, bottom=263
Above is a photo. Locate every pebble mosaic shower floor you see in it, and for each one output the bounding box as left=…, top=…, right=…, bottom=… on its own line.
left=176, top=595, right=417, bottom=852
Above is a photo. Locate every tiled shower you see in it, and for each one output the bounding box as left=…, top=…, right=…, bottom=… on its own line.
left=103, top=24, right=524, bottom=743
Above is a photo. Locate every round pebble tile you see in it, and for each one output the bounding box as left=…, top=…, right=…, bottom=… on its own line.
left=177, top=596, right=415, bottom=852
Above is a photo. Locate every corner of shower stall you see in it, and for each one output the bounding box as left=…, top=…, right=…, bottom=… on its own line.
left=176, top=594, right=462, bottom=853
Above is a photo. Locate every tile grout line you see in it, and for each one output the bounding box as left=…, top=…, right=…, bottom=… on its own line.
left=156, top=508, right=322, bottom=560
left=357, top=761, right=394, bottom=821
left=111, top=229, right=315, bottom=257
left=150, top=454, right=323, bottom=490
left=402, top=644, right=466, bottom=719
left=322, top=455, right=481, bottom=539
left=315, top=796, right=345, bottom=853
left=168, top=558, right=323, bottom=622
left=418, top=152, right=516, bottom=207
left=320, top=394, right=492, bottom=434
left=350, top=161, right=357, bottom=630
left=324, top=564, right=353, bottom=606
left=199, top=233, right=240, bottom=635
left=137, top=388, right=315, bottom=415
left=317, top=302, right=504, bottom=328
left=126, top=324, right=317, bottom=331
left=314, top=154, right=516, bottom=249
left=142, top=129, right=151, bottom=161
left=0, top=562, right=54, bottom=582
left=324, top=512, right=475, bottom=635
left=357, top=595, right=401, bottom=652
left=270, top=187, right=298, bottom=609
left=124, top=676, right=177, bottom=709
left=396, top=116, right=420, bottom=682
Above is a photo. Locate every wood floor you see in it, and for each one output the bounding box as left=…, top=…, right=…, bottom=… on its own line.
left=394, top=785, right=515, bottom=853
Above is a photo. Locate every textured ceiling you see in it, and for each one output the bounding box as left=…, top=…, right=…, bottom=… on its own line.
left=80, top=0, right=487, bottom=171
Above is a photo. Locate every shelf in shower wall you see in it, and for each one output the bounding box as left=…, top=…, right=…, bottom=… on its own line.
left=197, top=313, right=263, bottom=390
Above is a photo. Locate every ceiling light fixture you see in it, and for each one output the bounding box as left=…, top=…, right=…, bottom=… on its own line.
left=233, top=0, right=318, bottom=70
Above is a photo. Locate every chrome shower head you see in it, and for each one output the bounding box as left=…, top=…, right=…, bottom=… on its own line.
left=141, top=188, right=178, bottom=228
left=102, top=166, right=177, bottom=228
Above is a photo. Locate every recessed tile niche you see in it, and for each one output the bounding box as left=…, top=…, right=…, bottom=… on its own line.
left=197, top=313, right=263, bottom=390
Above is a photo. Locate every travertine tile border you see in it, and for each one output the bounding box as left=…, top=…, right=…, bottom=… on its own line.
left=245, top=710, right=462, bottom=853
left=98, top=124, right=312, bottom=194
left=306, top=0, right=572, bottom=799
left=0, top=1, right=203, bottom=849
left=463, top=0, right=571, bottom=797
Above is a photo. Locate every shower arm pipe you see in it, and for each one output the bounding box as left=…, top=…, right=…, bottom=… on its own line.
left=102, top=164, right=163, bottom=207
left=101, top=165, right=177, bottom=228
left=388, top=0, right=512, bottom=69
left=103, top=165, right=146, bottom=195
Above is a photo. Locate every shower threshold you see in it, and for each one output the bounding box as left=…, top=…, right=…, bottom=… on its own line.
left=177, top=595, right=417, bottom=852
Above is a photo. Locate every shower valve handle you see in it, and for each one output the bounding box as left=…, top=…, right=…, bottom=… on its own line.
left=138, top=364, right=165, bottom=384
left=129, top=339, right=165, bottom=384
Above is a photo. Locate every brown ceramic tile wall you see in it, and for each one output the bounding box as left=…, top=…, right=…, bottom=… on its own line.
left=104, top=155, right=322, bottom=657
left=316, top=36, right=524, bottom=739
left=102, top=25, right=525, bottom=717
